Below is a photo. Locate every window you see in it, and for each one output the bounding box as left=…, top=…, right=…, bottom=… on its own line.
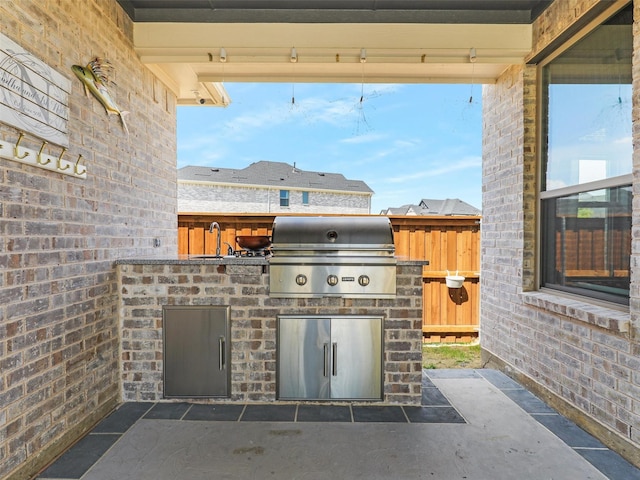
left=539, top=4, right=632, bottom=305
left=279, top=190, right=289, bottom=207
left=302, top=191, right=309, bottom=205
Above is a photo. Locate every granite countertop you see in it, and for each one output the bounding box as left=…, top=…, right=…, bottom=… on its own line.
left=115, top=255, right=427, bottom=266
left=115, top=255, right=270, bottom=265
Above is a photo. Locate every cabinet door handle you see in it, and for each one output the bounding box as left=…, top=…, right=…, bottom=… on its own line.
left=219, top=336, right=225, bottom=370
left=323, top=343, right=329, bottom=377
left=332, top=342, right=338, bottom=376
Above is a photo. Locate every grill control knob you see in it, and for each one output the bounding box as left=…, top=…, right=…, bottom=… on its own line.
left=327, top=274, right=339, bottom=286
left=358, top=275, right=370, bottom=287
left=295, top=274, right=307, bottom=286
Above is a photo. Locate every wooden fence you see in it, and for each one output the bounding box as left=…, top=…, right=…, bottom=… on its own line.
left=178, top=213, right=481, bottom=343
left=553, top=216, right=630, bottom=283
left=391, top=215, right=480, bottom=343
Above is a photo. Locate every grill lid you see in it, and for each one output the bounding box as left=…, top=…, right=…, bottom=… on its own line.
left=270, top=216, right=395, bottom=254
left=269, top=216, right=396, bottom=298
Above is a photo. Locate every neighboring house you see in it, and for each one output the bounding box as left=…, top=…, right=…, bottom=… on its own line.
left=178, top=161, right=373, bottom=214
left=381, top=198, right=481, bottom=216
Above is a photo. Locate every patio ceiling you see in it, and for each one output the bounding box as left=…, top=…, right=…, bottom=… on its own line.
left=117, top=0, right=552, bottom=106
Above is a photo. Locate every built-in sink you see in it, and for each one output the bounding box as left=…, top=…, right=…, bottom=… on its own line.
left=187, top=254, right=268, bottom=261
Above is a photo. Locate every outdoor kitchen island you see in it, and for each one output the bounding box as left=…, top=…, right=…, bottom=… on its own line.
left=116, top=255, right=425, bottom=405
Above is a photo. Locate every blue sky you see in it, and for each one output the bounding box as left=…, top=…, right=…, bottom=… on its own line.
left=177, top=83, right=482, bottom=213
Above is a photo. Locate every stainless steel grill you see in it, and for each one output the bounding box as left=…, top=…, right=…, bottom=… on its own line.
left=269, top=216, right=396, bottom=298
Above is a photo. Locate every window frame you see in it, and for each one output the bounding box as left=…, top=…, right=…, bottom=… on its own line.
left=536, top=2, right=632, bottom=306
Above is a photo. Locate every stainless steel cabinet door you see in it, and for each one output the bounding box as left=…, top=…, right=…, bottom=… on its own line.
left=278, top=316, right=383, bottom=401
left=163, top=306, right=230, bottom=397
left=278, top=317, right=331, bottom=400
left=330, top=316, right=382, bottom=400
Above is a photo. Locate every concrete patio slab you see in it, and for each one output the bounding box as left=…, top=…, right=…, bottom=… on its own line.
left=36, top=370, right=640, bottom=480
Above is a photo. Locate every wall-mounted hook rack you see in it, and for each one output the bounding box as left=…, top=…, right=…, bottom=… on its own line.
left=0, top=132, right=87, bottom=179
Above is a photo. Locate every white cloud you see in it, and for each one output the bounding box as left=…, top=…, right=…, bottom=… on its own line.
left=340, top=132, right=387, bottom=144
left=614, top=135, right=632, bottom=145
left=387, top=156, right=481, bottom=183
left=393, top=139, right=420, bottom=149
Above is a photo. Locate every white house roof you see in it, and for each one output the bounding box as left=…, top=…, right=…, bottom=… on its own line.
left=179, top=161, right=373, bottom=194
left=419, top=198, right=480, bottom=215
left=381, top=198, right=480, bottom=215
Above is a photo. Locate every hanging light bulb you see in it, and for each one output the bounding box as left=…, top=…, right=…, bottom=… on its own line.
left=468, top=48, right=477, bottom=104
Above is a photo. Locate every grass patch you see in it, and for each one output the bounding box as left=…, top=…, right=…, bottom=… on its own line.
left=422, top=343, right=482, bottom=369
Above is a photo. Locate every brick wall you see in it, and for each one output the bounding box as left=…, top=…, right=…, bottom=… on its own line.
left=530, top=0, right=603, bottom=56
left=118, top=261, right=423, bottom=405
left=178, top=183, right=371, bottom=214
left=481, top=0, right=640, bottom=466
left=0, top=1, right=177, bottom=478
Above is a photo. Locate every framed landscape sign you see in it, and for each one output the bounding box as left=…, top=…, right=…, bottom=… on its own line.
left=0, top=33, right=70, bottom=147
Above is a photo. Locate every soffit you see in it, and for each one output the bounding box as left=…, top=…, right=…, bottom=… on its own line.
left=117, top=0, right=551, bottom=106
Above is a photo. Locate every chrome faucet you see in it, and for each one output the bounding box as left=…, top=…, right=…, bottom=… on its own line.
left=209, top=221, right=221, bottom=256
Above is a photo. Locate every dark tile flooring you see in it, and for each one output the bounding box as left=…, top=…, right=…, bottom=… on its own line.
left=35, top=369, right=640, bottom=480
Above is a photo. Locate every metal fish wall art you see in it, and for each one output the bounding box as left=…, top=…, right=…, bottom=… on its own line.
left=71, top=57, right=129, bottom=135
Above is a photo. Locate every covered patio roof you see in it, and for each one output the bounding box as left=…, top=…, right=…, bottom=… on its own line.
left=117, top=0, right=552, bottom=105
